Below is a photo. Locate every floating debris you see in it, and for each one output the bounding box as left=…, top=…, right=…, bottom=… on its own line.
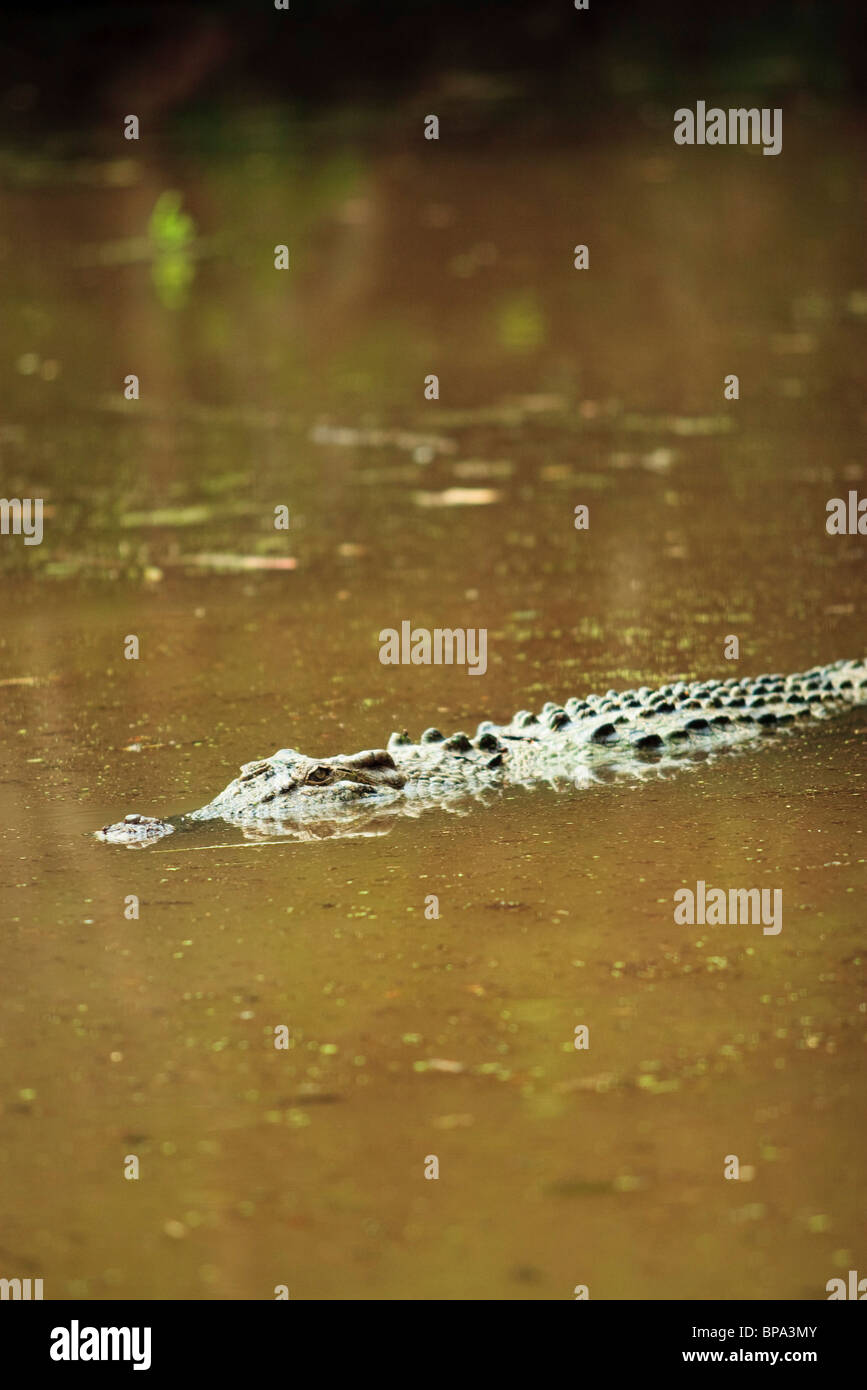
left=553, top=1072, right=620, bottom=1094
left=621, top=413, right=734, bottom=436
left=0, top=674, right=58, bottom=688
left=310, top=423, right=456, bottom=455
left=413, top=487, right=501, bottom=507
left=540, top=465, right=611, bottom=488
left=119, top=504, right=260, bottom=528
left=413, top=1058, right=466, bottom=1075
left=422, top=405, right=526, bottom=428
left=357, top=466, right=425, bottom=485
left=163, top=553, right=297, bottom=572
left=452, top=460, right=514, bottom=479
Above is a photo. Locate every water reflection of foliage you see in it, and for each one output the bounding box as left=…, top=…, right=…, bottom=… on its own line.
left=148, top=191, right=196, bottom=308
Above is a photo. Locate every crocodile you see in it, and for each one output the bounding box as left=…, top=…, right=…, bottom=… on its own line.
left=97, top=657, right=867, bottom=846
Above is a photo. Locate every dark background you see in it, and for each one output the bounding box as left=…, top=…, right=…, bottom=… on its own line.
left=1, top=0, right=864, bottom=133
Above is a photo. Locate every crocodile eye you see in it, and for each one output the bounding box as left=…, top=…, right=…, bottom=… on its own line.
left=306, top=765, right=332, bottom=785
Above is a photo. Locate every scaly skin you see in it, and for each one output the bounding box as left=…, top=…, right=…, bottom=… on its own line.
left=97, top=657, right=867, bottom=846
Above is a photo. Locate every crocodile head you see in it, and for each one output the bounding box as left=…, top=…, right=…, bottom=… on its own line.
left=214, top=747, right=407, bottom=817
left=96, top=747, right=407, bottom=845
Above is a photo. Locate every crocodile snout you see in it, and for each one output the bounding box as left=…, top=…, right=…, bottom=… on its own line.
left=96, top=815, right=175, bottom=845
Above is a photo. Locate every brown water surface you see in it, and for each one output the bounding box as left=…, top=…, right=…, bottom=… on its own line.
left=0, top=108, right=864, bottom=1299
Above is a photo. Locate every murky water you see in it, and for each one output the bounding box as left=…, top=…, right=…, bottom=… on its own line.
left=0, top=107, right=864, bottom=1299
